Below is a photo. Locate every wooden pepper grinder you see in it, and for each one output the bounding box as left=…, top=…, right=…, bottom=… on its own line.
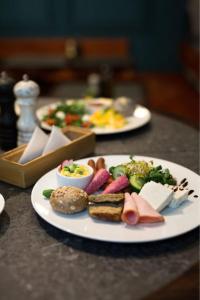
left=14, top=74, right=40, bottom=145
left=0, top=71, right=17, bottom=150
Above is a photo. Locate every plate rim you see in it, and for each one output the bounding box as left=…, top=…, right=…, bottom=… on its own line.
left=31, top=155, right=200, bottom=243
left=0, top=193, right=5, bottom=214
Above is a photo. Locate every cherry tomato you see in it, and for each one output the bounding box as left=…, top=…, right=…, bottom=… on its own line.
left=65, top=114, right=80, bottom=125
left=82, top=121, right=93, bottom=128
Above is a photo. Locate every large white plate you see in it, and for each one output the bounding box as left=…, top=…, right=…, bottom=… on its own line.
left=0, top=193, right=5, bottom=214
left=36, top=103, right=151, bottom=135
left=31, top=155, right=200, bottom=243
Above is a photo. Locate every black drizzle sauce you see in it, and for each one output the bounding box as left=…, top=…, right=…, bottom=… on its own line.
left=188, top=190, right=194, bottom=195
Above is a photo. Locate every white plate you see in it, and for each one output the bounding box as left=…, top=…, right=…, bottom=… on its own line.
left=31, top=155, right=200, bottom=243
left=36, top=103, right=151, bottom=135
left=0, top=193, right=5, bottom=214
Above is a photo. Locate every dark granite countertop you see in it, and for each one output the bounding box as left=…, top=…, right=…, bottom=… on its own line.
left=0, top=108, right=199, bottom=300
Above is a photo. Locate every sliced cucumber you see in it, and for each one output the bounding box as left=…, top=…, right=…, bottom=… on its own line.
left=129, top=175, right=145, bottom=192
left=110, top=165, right=126, bottom=179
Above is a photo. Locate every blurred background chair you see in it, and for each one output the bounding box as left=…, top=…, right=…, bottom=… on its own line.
left=0, top=0, right=199, bottom=127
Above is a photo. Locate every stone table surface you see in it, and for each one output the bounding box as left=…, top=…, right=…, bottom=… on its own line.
left=0, top=104, right=199, bottom=300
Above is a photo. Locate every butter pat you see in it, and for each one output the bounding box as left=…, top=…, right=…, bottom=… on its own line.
left=139, top=181, right=173, bottom=212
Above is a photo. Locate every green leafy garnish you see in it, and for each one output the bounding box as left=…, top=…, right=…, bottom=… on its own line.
left=56, top=102, right=85, bottom=115
left=42, top=189, right=54, bottom=199
left=68, top=164, right=78, bottom=172
left=146, top=167, right=176, bottom=185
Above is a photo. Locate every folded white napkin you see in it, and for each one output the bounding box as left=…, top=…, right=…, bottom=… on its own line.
left=18, top=126, right=71, bottom=164
left=42, top=126, right=71, bottom=155
left=19, top=127, right=49, bottom=164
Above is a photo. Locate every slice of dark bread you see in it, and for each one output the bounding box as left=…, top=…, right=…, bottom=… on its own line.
left=89, top=193, right=124, bottom=203
left=88, top=205, right=123, bottom=222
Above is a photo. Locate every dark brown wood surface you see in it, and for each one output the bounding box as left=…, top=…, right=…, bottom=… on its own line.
left=0, top=37, right=129, bottom=58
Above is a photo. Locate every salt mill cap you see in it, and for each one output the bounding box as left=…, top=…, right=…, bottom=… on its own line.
left=14, top=74, right=40, bottom=99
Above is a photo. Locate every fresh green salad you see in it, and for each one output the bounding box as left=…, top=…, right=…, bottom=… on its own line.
left=42, top=101, right=93, bottom=128
left=109, top=156, right=176, bottom=192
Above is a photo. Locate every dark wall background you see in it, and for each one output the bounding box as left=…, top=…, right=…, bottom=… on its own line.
left=0, top=0, right=187, bottom=71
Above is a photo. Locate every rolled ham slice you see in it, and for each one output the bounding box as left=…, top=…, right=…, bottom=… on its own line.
left=121, top=193, right=139, bottom=225
left=131, top=193, right=164, bottom=223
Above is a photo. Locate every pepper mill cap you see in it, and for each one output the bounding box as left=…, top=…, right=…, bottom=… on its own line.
left=14, top=74, right=40, bottom=98
left=0, top=71, right=15, bottom=85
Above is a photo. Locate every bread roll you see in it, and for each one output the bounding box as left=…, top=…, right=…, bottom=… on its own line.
left=50, top=186, right=88, bottom=214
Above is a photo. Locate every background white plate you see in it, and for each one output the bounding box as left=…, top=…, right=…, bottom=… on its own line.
left=0, top=193, right=5, bottom=214
left=36, top=104, right=151, bottom=135
left=31, top=155, right=200, bottom=243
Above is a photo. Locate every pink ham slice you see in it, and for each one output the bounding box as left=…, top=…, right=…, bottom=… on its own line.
left=131, top=193, right=164, bottom=223
left=121, top=193, right=139, bottom=225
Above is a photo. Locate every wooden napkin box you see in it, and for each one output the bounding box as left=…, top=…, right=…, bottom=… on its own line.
left=0, top=126, right=95, bottom=188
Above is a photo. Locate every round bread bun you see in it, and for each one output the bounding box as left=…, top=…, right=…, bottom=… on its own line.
left=50, top=186, right=88, bottom=214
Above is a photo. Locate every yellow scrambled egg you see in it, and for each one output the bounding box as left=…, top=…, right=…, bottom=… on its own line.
left=60, top=165, right=89, bottom=177
left=89, top=109, right=126, bottom=129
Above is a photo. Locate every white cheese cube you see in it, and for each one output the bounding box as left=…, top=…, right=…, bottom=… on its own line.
left=139, top=181, right=173, bottom=212
left=169, top=189, right=188, bottom=208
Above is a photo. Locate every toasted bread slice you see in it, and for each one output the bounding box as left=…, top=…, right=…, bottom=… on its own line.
left=88, top=205, right=123, bottom=222
left=89, top=193, right=124, bottom=203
